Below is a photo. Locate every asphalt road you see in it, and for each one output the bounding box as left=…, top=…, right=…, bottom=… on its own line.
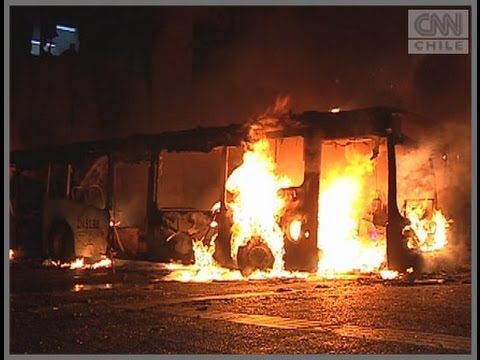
left=8, top=260, right=472, bottom=354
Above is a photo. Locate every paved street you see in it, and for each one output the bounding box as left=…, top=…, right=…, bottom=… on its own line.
left=9, top=260, right=472, bottom=354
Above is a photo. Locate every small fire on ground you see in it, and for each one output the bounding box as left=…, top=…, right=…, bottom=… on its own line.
left=379, top=269, right=399, bottom=280
left=43, top=256, right=112, bottom=270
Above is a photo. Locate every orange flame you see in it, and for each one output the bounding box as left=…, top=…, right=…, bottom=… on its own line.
left=317, top=150, right=386, bottom=275
left=380, top=269, right=399, bottom=280
left=48, top=256, right=112, bottom=270
left=163, top=131, right=449, bottom=282
left=404, top=201, right=449, bottom=252
left=9, top=249, right=15, bottom=261
left=271, top=95, right=291, bottom=114
left=165, top=235, right=244, bottom=282
left=164, top=138, right=309, bottom=282
left=225, top=138, right=291, bottom=273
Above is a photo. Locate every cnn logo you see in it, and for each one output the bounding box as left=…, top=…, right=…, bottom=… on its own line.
left=408, top=10, right=469, bottom=54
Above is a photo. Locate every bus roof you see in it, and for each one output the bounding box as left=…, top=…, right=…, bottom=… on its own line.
left=11, top=106, right=407, bottom=169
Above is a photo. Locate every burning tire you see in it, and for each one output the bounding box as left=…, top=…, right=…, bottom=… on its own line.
left=47, top=220, right=75, bottom=262
left=237, top=237, right=274, bottom=277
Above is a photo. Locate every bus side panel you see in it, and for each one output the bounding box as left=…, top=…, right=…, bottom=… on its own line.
left=43, top=199, right=109, bottom=260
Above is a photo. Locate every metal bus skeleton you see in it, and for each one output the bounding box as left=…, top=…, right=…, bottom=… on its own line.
left=10, top=107, right=427, bottom=273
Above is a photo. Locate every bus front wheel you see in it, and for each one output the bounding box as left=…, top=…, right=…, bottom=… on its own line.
left=48, top=220, right=75, bottom=262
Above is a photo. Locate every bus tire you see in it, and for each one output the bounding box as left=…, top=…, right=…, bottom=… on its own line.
left=48, top=220, right=75, bottom=262
left=237, top=237, right=274, bottom=277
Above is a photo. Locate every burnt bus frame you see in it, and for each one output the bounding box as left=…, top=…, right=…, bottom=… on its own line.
left=10, top=106, right=420, bottom=271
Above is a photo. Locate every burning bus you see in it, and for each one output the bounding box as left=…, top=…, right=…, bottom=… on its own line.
left=10, top=106, right=450, bottom=276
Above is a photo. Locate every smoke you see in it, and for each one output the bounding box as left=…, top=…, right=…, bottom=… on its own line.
left=192, top=8, right=439, bottom=123
left=396, top=119, right=471, bottom=270
left=191, top=8, right=470, bottom=135
left=421, top=240, right=470, bottom=273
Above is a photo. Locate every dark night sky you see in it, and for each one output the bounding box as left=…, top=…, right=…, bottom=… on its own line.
left=10, top=6, right=471, bottom=147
